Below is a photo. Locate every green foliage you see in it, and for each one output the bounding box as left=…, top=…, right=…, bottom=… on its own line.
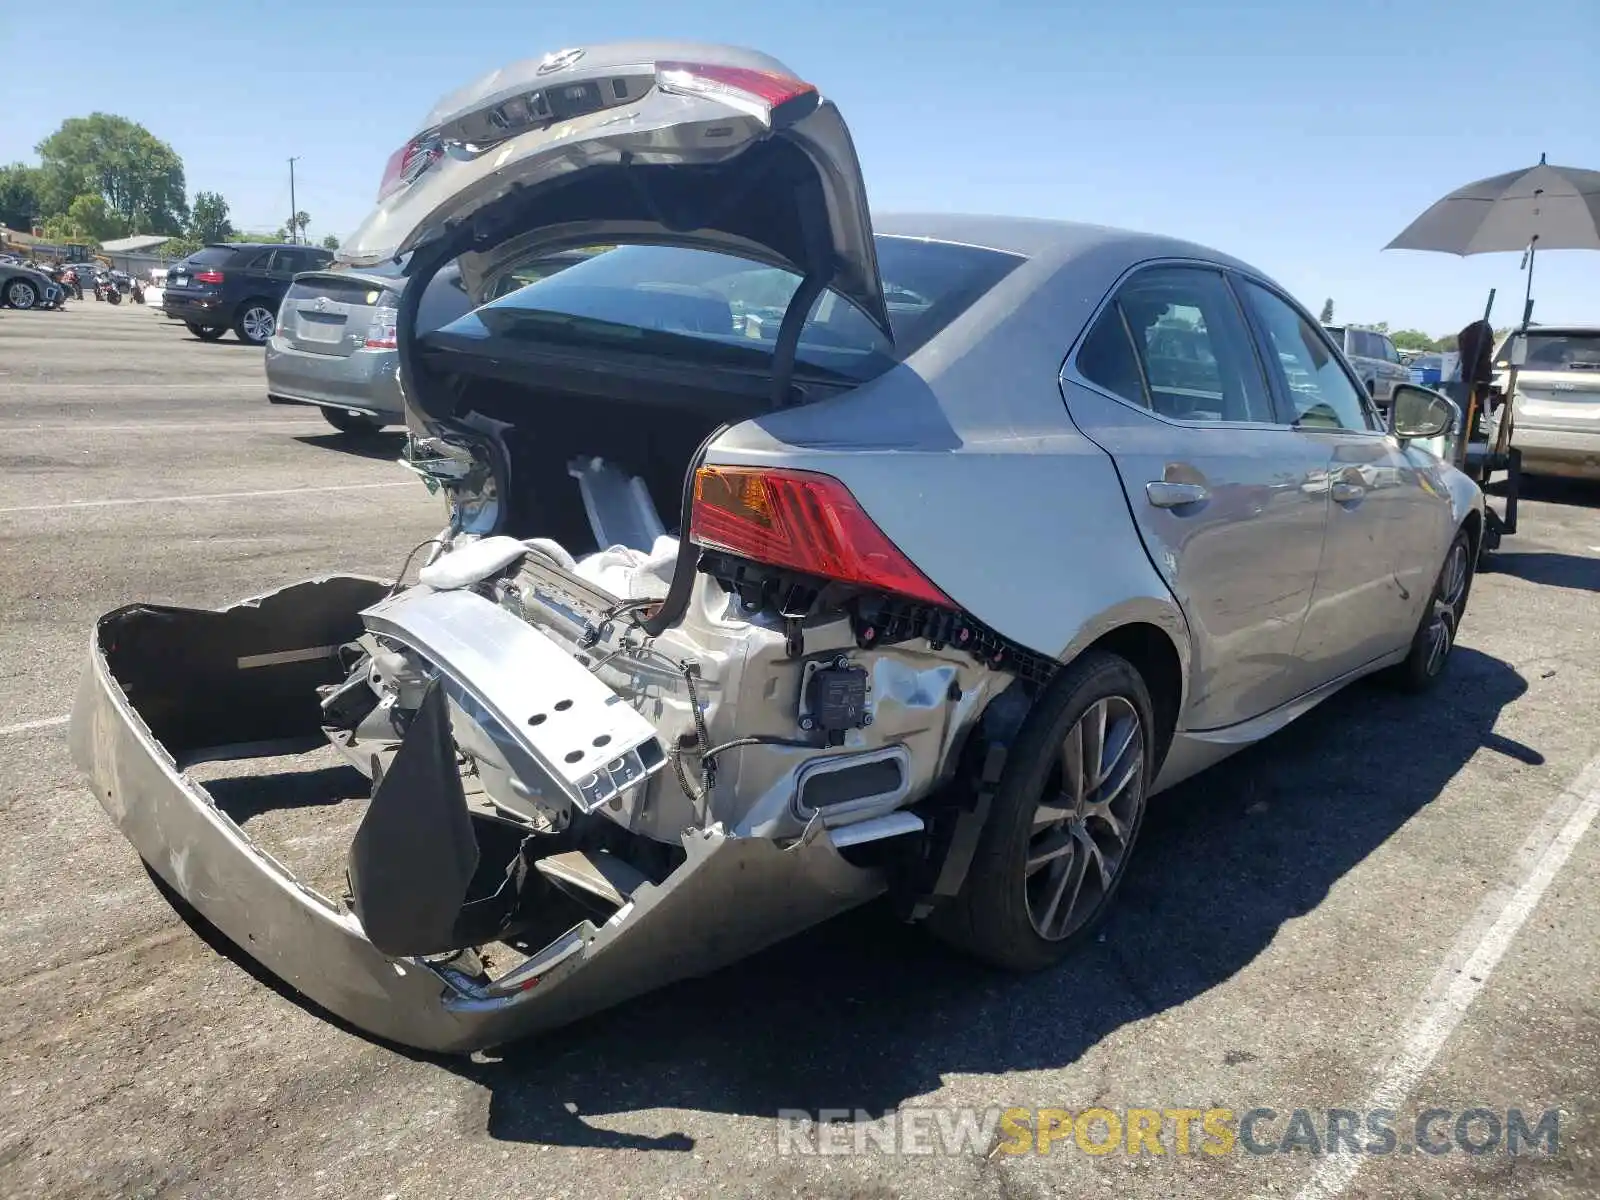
left=0, top=163, right=44, bottom=231
left=36, top=114, right=189, bottom=235
left=189, top=191, right=233, bottom=243
left=161, top=235, right=204, bottom=261
left=320, top=233, right=340, bottom=250
left=1389, top=329, right=1436, bottom=351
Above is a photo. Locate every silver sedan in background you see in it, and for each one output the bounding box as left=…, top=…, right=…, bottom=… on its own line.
left=74, top=40, right=1482, bottom=1053
left=265, top=253, right=592, bottom=434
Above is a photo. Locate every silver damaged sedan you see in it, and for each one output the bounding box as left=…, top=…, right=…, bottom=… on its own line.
left=70, top=41, right=1483, bottom=1053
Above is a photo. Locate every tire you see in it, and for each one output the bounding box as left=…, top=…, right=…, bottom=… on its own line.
left=234, top=300, right=277, bottom=345
left=930, top=650, right=1156, bottom=971
left=321, top=407, right=384, bottom=434
left=186, top=322, right=226, bottom=341
left=1391, top=528, right=1473, bottom=692
left=5, top=279, right=38, bottom=310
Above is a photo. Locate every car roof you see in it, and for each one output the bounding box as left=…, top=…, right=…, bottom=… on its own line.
left=205, top=242, right=319, bottom=251
left=872, top=212, right=1260, bottom=275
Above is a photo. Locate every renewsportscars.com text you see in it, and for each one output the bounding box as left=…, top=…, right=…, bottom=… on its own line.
left=775, top=1106, right=1561, bottom=1158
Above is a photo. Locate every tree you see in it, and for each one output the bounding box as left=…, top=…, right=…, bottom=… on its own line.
left=42, top=193, right=128, bottom=243
left=320, top=233, right=340, bottom=251
left=35, top=114, right=188, bottom=235
left=0, top=163, right=44, bottom=231
left=188, top=190, right=233, bottom=243
left=1390, top=329, right=1436, bottom=352
left=1318, top=298, right=1334, bottom=323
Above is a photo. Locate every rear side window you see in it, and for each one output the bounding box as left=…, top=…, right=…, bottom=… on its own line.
left=431, top=237, right=1024, bottom=383
left=1075, top=266, right=1274, bottom=423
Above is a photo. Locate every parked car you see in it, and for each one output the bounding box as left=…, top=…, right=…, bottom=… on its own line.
left=1486, top=326, right=1600, bottom=480
left=1, top=259, right=63, bottom=309
left=1323, top=324, right=1409, bottom=404
left=71, top=42, right=1482, bottom=1055
left=264, top=252, right=588, bottom=434
left=162, top=242, right=334, bottom=344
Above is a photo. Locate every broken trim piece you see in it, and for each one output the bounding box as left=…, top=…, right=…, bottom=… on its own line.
left=360, top=585, right=668, bottom=811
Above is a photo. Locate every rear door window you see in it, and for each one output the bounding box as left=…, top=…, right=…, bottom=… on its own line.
left=1075, top=266, right=1275, bottom=424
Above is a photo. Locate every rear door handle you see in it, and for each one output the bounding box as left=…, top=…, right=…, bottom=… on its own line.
left=1331, top=481, right=1365, bottom=504
left=1146, top=481, right=1209, bottom=509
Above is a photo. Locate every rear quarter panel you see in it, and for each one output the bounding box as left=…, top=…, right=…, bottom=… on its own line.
left=707, top=244, right=1190, bottom=689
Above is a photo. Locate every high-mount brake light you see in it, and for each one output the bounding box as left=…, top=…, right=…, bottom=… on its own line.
left=654, top=61, right=817, bottom=124
left=377, top=135, right=444, bottom=202
left=690, top=466, right=954, bottom=608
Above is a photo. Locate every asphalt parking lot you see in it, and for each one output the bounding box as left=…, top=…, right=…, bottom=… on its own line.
left=1, top=298, right=1597, bottom=1200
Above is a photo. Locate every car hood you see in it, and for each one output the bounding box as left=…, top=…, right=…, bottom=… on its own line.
left=341, top=41, right=889, bottom=338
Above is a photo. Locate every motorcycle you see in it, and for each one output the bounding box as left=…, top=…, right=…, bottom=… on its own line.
left=130, top=279, right=146, bottom=305
left=61, top=268, right=85, bottom=300
left=96, top=274, right=123, bottom=305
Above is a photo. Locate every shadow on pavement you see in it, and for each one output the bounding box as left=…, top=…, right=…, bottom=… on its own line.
left=150, top=647, right=1532, bottom=1152
left=293, top=431, right=408, bottom=461
left=1489, top=551, right=1600, bottom=594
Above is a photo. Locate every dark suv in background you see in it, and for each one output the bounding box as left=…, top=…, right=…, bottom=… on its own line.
left=164, top=243, right=335, bottom=345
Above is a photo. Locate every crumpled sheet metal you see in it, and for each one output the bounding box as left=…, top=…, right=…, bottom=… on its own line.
left=69, top=576, right=884, bottom=1052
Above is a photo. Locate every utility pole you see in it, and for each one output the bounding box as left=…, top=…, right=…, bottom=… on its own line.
left=288, top=157, right=299, bottom=244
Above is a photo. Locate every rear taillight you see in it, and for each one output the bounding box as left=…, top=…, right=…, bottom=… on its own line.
left=690, top=466, right=953, bottom=607
left=378, top=134, right=444, bottom=202
left=655, top=61, right=817, bottom=125
left=364, top=304, right=398, bottom=350
left=194, top=269, right=224, bottom=284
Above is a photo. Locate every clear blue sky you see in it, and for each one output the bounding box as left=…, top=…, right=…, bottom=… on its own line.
left=4, top=0, right=1596, bottom=334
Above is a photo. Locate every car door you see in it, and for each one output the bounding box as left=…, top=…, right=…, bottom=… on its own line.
left=1062, top=263, right=1331, bottom=729
left=1236, top=280, right=1448, bottom=681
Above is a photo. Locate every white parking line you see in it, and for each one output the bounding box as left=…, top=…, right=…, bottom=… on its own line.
left=0, top=480, right=412, bottom=515
left=0, top=715, right=69, bottom=737
left=1291, top=755, right=1600, bottom=1200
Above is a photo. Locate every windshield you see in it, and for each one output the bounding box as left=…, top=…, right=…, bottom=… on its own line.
left=1507, top=333, right=1600, bottom=372
left=426, top=236, right=1023, bottom=383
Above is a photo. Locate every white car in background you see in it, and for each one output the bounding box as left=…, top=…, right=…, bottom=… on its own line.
left=146, top=267, right=168, bottom=313
left=1490, top=327, right=1600, bottom=481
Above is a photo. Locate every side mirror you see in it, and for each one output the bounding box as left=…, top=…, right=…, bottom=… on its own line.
left=1389, top=383, right=1459, bottom=442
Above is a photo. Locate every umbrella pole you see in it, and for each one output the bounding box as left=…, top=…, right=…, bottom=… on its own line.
left=1521, top=237, right=1538, bottom=328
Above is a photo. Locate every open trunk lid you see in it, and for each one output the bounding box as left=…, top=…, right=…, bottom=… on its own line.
left=340, top=41, right=889, bottom=338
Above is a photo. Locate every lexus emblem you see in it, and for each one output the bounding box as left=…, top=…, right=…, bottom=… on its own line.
left=537, top=47, right=585, bottom=75
left=314, top=297, right=328, bottom=312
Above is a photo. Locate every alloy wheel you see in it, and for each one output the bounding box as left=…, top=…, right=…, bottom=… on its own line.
left=1425, top=539, right=1469, bottom=677
left=1025, top=695, right=1146, bottom=941
left=7, top=281, right=36, bottom=309
left=241, top=306, right=275, bottom=342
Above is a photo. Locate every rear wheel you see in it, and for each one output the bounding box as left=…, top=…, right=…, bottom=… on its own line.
left=186, top=322, right=226, bottom=341
left=1392, top=528, right=1473, bottom=692
left=321, top=407, right=384, bottom=435
left=5, top=279, right=38, bottom=309
left=234, top=301, right=277, bottom=345
left=930, top=651, right=1154, bottom=971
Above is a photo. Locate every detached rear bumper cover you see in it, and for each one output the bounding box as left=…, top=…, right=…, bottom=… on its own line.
left=68, top=577, right=883, bottom=1053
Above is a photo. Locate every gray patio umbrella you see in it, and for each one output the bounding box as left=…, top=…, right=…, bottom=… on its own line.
left=1385, top=155, right=1600, bottom=323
